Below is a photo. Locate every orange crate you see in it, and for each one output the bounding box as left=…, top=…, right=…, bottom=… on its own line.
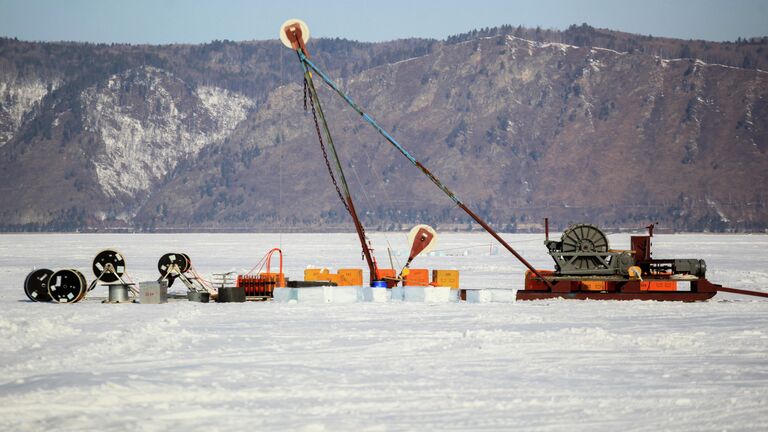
left=376, top=268, right=397, bottom=288
left=337, top=268, right=363, bottom=286
left=404, top=268, right=430, bottom=286
left=261, top=272, right=285, bottom=288
left=305, top=268, right=332, bottom=282
left=377, top=268, right=395, bottom=279
left=524, top=269, right=553, bottom=291
left=432, top=270, right=460, bottom=288
left=580, top=280, right=607, bottom=291
left=641, top=280, right=677, bottom=291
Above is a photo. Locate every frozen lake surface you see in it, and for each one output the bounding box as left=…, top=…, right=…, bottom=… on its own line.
left=0, top=232, right=767, bottom=431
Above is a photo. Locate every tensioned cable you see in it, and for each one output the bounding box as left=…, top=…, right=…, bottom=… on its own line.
left=278, top=42, right=284, bottom=249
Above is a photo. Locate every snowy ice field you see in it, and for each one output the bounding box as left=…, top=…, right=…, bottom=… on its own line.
left=1, top=232, right=767, bottom=431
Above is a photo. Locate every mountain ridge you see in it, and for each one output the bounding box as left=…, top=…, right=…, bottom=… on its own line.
left=0, top=24, right=766, bottom=232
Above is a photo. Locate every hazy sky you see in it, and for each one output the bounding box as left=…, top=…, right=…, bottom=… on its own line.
left=1, top=0, right=766, bottom=44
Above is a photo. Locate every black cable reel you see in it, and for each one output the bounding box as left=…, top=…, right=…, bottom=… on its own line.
left=24, top=268, right=54, bottom=302
left=25, top=267, right=87, bottom=304
left=48, top=269, right=88, bottom=303
left=157, top=252, right=191, bottom=287
left=92, top=249, right=127, bottom=283
left=92, top=249, right=135, bottom=303
left=157, top=252, right=211, bottom=302
left=25, top=248, right=132, bottom=304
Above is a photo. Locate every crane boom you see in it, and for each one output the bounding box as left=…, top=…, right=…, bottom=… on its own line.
left=282, top=21, right=553, bottom=288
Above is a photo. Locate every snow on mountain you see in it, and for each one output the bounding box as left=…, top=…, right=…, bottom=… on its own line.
left=196, top=85, right=254, bottom=132
left=0, top=77, right=60, bottom=146
left=80, top=66, right=253, bottom=198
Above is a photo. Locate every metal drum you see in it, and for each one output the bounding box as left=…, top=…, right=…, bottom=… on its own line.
left=106, top=285, right=131, bottom=303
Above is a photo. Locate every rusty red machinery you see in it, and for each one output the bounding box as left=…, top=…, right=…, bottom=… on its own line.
left=517, top=220, right=768, bottom=301
left=237, top=248, right=285, bottom=298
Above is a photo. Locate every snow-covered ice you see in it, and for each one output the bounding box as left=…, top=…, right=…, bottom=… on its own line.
left=0, top=232, right=767, bottom=431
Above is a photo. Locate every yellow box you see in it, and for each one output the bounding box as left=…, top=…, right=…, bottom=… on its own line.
left=337, top=268, right=363, bottom=286
left=304, top=268, right=331, bottom=282
left=432, top=269, right=460, bottom=288
left=304, top=269, right=319, bottom=281
left=404, top=268, right=430, bottom=286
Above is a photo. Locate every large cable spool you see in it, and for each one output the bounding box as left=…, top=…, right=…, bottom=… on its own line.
left=92, top=249, right=126, bottom=283
left=158, top=252, right=190, bottom=286
left=560, top=224, right=610, bottom=271
left=158, top=252, right=190, bottom=276
left=24, top=268, right=54, bottom=302
left=180, top=253, right=192, bottom=273
left=48, top=269, right=88, bottom=303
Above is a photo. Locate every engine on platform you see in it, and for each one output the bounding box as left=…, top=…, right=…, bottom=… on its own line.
left=545, top=223, right=706, bottom=278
